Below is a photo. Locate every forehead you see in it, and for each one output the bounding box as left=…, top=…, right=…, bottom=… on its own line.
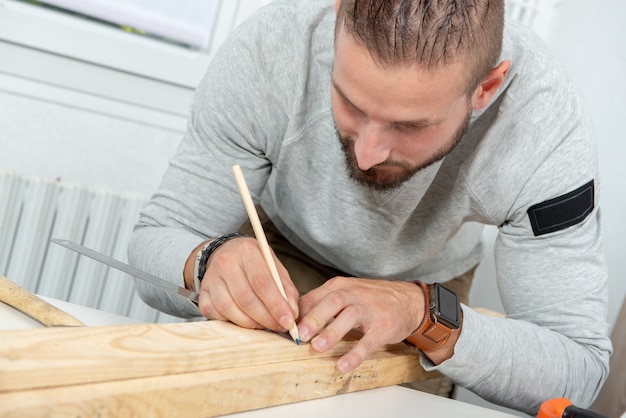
left=332, top=30, right=469, bottom=122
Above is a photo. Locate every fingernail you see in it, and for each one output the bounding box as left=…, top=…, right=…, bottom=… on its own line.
left=336, top=358, right=350, bottom=373
left=312, top=335, right=328, bottom=351
left=298, top=326, right=310, bottom=342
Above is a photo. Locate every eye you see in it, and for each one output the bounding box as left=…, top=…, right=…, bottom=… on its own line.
left=397, top=123, right=428, bottom=133
left=337, top=97, right=366, bottom=121
left=340, top=95, right=359, bottom=112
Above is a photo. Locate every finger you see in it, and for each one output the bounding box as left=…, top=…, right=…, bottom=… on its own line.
left=196, top=273, right=228, bottom=321
left=205, top=239, right=285, bottom=330
left=310, top=304, right=362, bottom=352
left=298, top=275, right=348, bottom=317
left=298, top=277, right=353, bottom=342
left=239, top=249, right=299, bottom=331
left=222, top=267, right=284, bottom=330
left=203, top=275, right=265, bottom=329
left=197, top=290, right=228, bottom=321
left=336, top=330, right=381, bottom=374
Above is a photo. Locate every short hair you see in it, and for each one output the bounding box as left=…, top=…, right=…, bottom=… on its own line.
left=336, top=0, right=505, bottom=93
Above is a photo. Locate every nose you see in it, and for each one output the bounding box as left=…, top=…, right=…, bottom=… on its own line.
left=353, top=125, right=391, bottom=171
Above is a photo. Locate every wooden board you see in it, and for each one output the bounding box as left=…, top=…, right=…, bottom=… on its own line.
left=0, top=275, right=84, bottom=327
left=0, top=320, right=438, bottom=417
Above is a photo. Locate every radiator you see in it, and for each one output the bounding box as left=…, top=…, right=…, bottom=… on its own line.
left=0, top=169, right=181, bottom=323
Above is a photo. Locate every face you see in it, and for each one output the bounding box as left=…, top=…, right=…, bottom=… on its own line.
left=332, top=30, right=475, bottom=191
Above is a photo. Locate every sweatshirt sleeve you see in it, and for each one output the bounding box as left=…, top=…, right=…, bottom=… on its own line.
left=422, top=206, right=611, bottom=414
left=127, top=5, right=296, bottom=317
left=421, top=81, right=611, bottom=415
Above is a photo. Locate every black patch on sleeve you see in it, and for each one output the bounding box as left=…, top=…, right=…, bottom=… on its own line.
left=527, top=180, right=595, bottom=236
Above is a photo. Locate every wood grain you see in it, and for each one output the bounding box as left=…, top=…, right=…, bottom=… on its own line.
left=0, top=275, right=84, bottom=327
left=0, top=347, right=426, bottom=417
left=0, top=320, right=438, bottom=416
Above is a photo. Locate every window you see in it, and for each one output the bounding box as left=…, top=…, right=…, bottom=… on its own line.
left=0, top=0, right=272, bottom=131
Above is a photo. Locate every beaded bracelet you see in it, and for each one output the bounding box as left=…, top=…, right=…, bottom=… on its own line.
left=194, top=233, right=249, bottom=292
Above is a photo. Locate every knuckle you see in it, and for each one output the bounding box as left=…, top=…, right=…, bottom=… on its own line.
left=209, top=250, right=231, bottom=270
left=298, top=293, right=315, bottom=311
left=359, top=337, right=378, bottom=356
left=377, top=317, right=396, bottom=332
left=323, top=326, right=342, bottom=343
left=326, top=276, right=349, bottom=288
left=211, top=295, right=233, bottom=315
left=197, top=301, right=213, bottom=318
left=249, top=272, right=273, bottom=294
left=341, top=304, right=361, bottom=321
left=199, top=299, right=224, bottom=320
left=235, top=290, right=257, bottom=311
left=303, top=314, right=323, bottom=331
left=236, top=238, right=260, bottom=256
left=209, top=237, right=253, bottom=267
left=326, top=290, right=346, bottom=307
left=373, top=323, right=399, bottom=345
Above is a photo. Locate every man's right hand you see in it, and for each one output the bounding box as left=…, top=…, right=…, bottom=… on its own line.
left=187, top=237, right=300, bottom=333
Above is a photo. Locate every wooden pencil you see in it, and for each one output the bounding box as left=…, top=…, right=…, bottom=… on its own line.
left=232, top=164, right=300, bottom=344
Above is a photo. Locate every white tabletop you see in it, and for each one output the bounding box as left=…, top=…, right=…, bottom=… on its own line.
left=0, top=295, right=141, bottom=329
left=0, top=297, right=518, bottom=418
left=229, top=384, right=518, bottom=418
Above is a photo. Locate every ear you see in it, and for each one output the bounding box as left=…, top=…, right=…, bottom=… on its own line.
left=335, top=0, right=341, bottom=14
left=471, top=60, right=511, bottom=110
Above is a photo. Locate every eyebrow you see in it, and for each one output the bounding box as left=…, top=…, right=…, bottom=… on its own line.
left=331, top=79, right=444, bottom=127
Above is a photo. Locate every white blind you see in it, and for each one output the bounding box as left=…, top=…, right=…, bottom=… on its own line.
left=0, top=0, right=272, bottom=131
left=39, top=0, right=221, bottom=49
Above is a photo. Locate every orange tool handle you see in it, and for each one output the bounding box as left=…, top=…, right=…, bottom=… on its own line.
left=537, top=398, right=608, bottom=418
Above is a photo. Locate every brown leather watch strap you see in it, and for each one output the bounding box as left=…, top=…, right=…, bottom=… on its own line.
left=405, top=281, right=453, bottom=353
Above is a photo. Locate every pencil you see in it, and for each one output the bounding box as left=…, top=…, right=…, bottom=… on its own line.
left=232, top=164, right=300, bottom=344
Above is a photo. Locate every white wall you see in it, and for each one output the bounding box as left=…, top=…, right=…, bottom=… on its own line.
left=0, top=91, right=180, bottom=196
left=549, top=0, right=626, bottom=330
left=0, top=0, right=269, bottom=195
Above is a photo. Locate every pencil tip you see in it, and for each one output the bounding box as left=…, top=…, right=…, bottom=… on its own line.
left=295, top=338, right=300, bottom=345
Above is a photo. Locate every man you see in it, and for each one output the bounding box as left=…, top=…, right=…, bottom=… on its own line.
left=128, top=0, right=611, bottom=414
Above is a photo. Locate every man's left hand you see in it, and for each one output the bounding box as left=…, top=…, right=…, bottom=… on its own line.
left=297, top=277, right=426, bottom=373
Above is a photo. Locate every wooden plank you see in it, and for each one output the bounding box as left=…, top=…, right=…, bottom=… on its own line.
left=0, top=348, right=427, bottom=417
left=0, top=275, right=85, bottom=327
left=0, top=320, right=437, bottom=394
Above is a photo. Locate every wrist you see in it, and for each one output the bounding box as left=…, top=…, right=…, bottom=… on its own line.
left=405, top=281, right=462, bottom=357
left=193, top=233, right=249, bottom=293
left=184, top=241, right=210, bottom=292
left=424, top=326, right=462, bottom=365
left=192, top=240, right=213, bottom=293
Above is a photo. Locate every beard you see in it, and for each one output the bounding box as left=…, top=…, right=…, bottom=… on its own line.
left=336, top=109, right=472, bottom=191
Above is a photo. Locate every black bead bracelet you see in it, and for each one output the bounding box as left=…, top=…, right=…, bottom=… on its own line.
left=196, top=233, right=249, bottom=283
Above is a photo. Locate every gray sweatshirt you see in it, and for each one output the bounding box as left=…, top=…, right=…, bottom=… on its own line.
left=128, top=0, right=611, bottom=414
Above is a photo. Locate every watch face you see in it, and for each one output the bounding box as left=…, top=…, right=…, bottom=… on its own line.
left=432, top=284, right=461, bottom=329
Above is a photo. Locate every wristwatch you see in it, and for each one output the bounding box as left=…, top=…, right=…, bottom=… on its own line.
left=405, top=281, right=462, bottom=353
